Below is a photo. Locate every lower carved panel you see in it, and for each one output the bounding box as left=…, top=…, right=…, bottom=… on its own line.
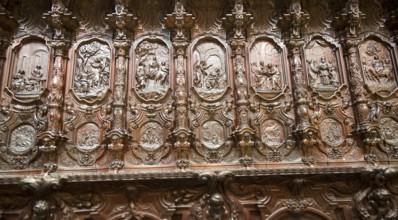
left=1, top=167, right=397, bottom=220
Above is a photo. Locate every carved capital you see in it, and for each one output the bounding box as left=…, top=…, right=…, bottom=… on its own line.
left=43, top=1, right=78, bottom=40
left=165, top=0, right=195, bottom=41
left=105, top=2, right=137, bottom=40
left=278, top=0, right=309, bottom=39
left=223, top=0, right=253, bottom=40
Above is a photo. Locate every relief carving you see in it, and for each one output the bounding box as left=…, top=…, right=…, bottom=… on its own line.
left=359, top=40, right=396, bottom=93
left=193, top=41, right=228, bottom=101
left=261, top=120, right=285, bottom=148
left=380, top=117, right=398, bottom=159
left=319, top=118, right=344, bottom=147
left=73, top=40, right=111, bottom=102
left=140, top=122, right=164, bottom=151
left=9, top=125, right=36, bottom=155
left=76, top=123, right=101, bottom=151
left=135, top=40, right=170, bottom=100
left=250, top=40, right=283, bottom=92
left=305, top=39, right=339, bottom=89
left=200, top=121, right=225, bottom=150
left=11, top=42, right=49, bottom=97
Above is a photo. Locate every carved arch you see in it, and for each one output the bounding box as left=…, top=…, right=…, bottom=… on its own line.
left=268, top=207, right=332, bottom=220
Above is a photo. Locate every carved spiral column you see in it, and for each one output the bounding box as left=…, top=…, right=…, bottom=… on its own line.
left=279, top=0, right=314, bottom=165
left=165, top=0, right=194, bottom=170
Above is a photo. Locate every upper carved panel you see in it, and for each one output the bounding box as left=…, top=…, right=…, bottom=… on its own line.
left=249, top=39, right=284, bottom=94
left=73, top=40, right=111, bottom=103
left=10, top=41, right=49, bottom=99
left=305, top=38, right=340, bottom=90
left=192, top=39, right=228, bottom=101
left=134, top=40, right=170, bottom=101
left=359, top=39, right=396, bottom=94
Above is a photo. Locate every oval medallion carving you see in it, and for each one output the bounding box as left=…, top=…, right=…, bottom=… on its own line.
left=73, top=41, right=111, bottom=102
left=140, top=122, right=164, bottom=151
left=380, top=117, right=398, bottom=141
left=9, top=125, right=36, bottom=155
left=200, top=121, right=225, bottom=150
left=77, top=123, right=101, bottom=151
left=261, top=120, right=285, bottom=147
left=135, top=40, right=170, bottom=100
left=192, top=41, right=228, bottom=101
left=320, top=118, right=344, bottom=146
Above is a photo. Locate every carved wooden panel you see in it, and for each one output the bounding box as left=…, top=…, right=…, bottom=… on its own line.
left=0, top=0, right=397, bottom=219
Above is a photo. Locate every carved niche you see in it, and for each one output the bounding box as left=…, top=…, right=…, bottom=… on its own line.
left=305, top=38, right=341, bottom=92
left=133, top=39, right=171, bottom=101
left=72, top=40, right=111, bottom=103
left=8, top=40, right=49, bottom=101
left=249, top=39, right=285, bottom=95
left=127, top=38, right=173, bottom=165
left=189, top=38, right=234, bottom=163
left=358, top=39, right=397, bottom=95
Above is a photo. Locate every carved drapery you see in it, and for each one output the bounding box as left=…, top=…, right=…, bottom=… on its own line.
left=0, top=0, right=398, bottom=219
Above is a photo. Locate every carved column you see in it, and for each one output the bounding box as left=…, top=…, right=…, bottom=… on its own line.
left=106, top=0, right=136, bottom=172
left=333, top=0, right=376, bottom=163
left=165, top=0, right=194, bottom=170
left=223, top=0, right=255, bottom=168
left=40, top=0, right=78, bottom=173
left=279, top=0, right=314, bottom=166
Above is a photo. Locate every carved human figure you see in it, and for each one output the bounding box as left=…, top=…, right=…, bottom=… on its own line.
left=12, top=70, right=26, bottom=92
left=207, top=193, right=228, bottom=220
left=239, top=132, right=254, bottom=157
left=307, top=56, right=338, bottom=86
left=367, top=188, right=396, bottom=219
left=135, top=41, right=169, bottom=94
left=251, top=62, right=281, bottom=91
left=363, top=55, right=393, bottom=83
left=175, top=133, right=190, bottom=160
